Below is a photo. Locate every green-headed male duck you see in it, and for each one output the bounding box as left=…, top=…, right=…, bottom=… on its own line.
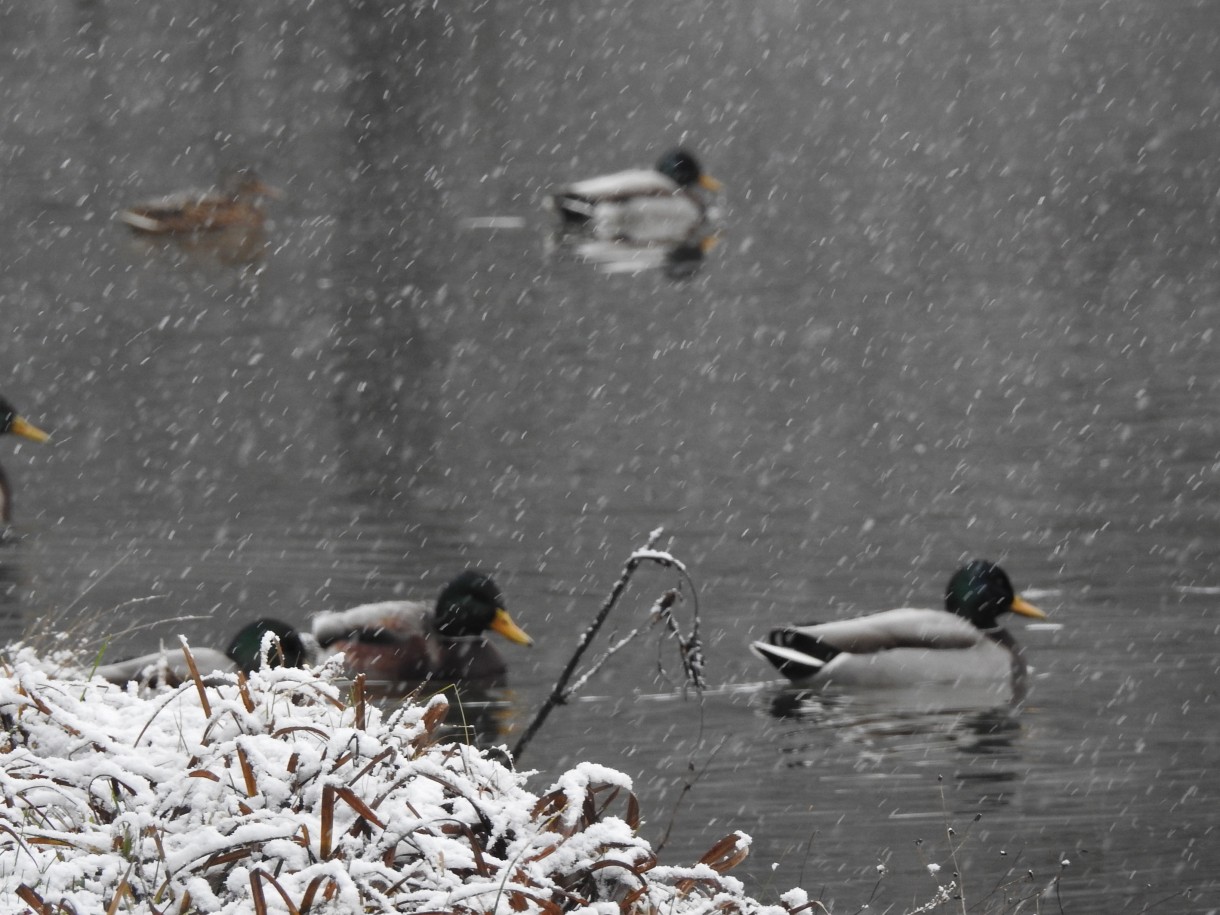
left=751, top=561, right=1047, bottom=690
left=551, top=147, right=722, bottom=244
left=311, top=570, right=533, bottom=682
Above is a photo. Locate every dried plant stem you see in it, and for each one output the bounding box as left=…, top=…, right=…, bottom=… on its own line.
left=512, top=529, right=676, bottom=762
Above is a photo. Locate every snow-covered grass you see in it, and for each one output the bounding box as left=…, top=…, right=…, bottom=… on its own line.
left=0, top=645, right=810, bottom=915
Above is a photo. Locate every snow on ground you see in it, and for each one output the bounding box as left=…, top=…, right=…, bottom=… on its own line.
left=0, top=645, right=807, bottom=914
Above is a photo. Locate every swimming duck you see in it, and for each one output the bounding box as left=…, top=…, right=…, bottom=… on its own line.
left=94, top=618, right=314, bottom=687
left=95, top=571, right=532, bottom=688
left=551, top=147, right=722, bottom=244
left=311, top=570, right=533, bottom=682
left=751, top=561, right=1047, bottom=690
left=0, top=397, right=49, bottom=527
left=118, top=167, right=280, bottom=234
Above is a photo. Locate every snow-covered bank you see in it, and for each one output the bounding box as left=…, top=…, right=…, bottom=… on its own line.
left=0, top=647, right=808, bottom=914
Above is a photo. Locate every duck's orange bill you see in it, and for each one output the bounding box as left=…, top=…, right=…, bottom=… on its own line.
left=491, top=608, right=534, bottom=646
left=11, top=417, right=49, bottom=444
left=1010, top=595, right=1047, bottom=619
left=699, top=174, right=723, bottom=192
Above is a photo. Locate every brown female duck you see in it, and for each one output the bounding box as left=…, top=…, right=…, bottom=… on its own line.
left=118, top=168, right=280, bottom=234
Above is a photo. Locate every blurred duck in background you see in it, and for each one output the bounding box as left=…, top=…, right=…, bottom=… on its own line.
left=118, top=167, right=280, bottom=235
left=550, top=147, right=722, bottom=245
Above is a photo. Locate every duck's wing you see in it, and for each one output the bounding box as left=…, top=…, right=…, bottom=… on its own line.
left=751, top=608, right=982, bottom=680
left=310, top=600, right=432, bottom=646
left=556, top=169, right=679, bottom=203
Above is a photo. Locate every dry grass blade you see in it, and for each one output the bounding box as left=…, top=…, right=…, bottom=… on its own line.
left=448, top=820, right=493, bottom=877
left=16, top=884, right=52, bottom=914
left=250, top=869, right=303, bottom=915
left=348, top=746, right=397, bottom=790
left=250, top=868, right=268, bottom=915
left=672, top=834, right=752, bottom=897
left=298, top=874, right=333, bottom=914
left=628, top=793, right=642, bottom=831
left=320, top=785, right=335, bottom=859
left=178, top=640, right=212, bottom=720
left=271, top=725, right=331, bottom=742
left=197, top=844, right=258, bottom=871
left=353, top=673, right=366, bottom=730
left=105, top=867, right=135, bottom=915
left=587, top=857, right=650, bottom=884
left=502, top=888, right=564, bottom=915
left=237, top=745, right=258, bottom=798
left=26, top=837, right=77, bottom=848
left=698, top=833, right=751, bottom=874
left=420, top=695, right=448, bottom=739
left=333, top=785, right=387, bottom=830
left=17, top=684, right=51, bottom=717
left=236, top=671, right=255, bottom=713
left=526, top=842, right=560, bottom=863
left=531, top=788, right=567, bottom=825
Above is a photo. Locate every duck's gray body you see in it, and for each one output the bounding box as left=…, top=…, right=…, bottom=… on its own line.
left=753, top=607, right=1026, bottom=690
left=94, top=646, right=239, bottom=686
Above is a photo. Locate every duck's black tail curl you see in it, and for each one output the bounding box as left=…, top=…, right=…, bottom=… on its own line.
left=750, top=626, right=840, bottom=681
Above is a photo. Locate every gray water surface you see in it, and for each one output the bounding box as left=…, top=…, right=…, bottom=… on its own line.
left=3, top=0, right=1219, bottom=911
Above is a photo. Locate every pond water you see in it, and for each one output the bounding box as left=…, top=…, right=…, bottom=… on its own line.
left=3, top=0, right=1219, bottom=911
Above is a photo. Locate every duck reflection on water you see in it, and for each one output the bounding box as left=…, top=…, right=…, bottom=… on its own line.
left=766, top=686, right=1030, bottom=807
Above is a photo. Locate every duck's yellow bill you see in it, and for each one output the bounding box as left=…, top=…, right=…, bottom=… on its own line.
left=1010, top=595, right=1047, bottom=619
left=491, top=608, right=534, bottom=646
left=699, top=174, right=723, bottom=192
left=11, top=417, right=49, bottom=444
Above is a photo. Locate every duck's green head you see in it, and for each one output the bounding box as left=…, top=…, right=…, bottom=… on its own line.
left=225, top=618, right=310, bottom=673
left=656, top=148, right=723, bottom=192
left=434, top=570, right=533, bottom=646
left=945, top=560, right=1046, bottom=629
left=0, top=397, right=50, bottom=443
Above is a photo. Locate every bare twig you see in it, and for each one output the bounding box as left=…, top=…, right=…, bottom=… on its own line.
left=512, top=529, right=683, bottom=762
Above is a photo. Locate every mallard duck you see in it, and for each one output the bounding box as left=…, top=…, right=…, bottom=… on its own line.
left=96, top=571, right=532, bottom=688
left=0, top=397, right=49, bottom=526
left=311, top=570, right=533, bottom=682
left=118, top=167, right=280, bottom=234
left=751, top=561, right=1047, bottom=689
left=94, top=618, right=314, bottom=687
left=551, top=147, right=722, bottom=243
